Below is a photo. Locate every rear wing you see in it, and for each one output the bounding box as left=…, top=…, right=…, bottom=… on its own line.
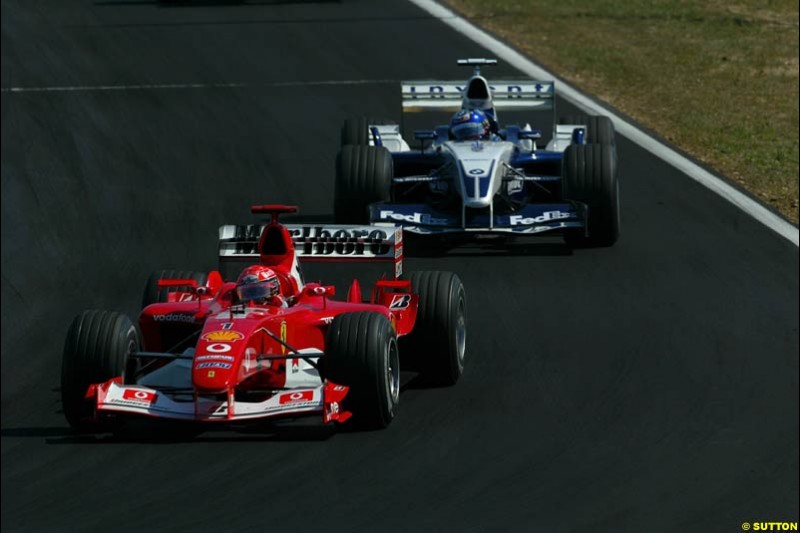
left=401, top=80, right=554, bottom=113
left=219, top=224, right=404, bottom=278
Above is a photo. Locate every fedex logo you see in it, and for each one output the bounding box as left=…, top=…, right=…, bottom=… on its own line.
left=509, top=211, right=573, bottom=226
left=379, top=210, right=448, bottom=226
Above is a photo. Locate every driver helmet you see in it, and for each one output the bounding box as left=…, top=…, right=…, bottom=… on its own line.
left=450, top=109, right=490, bottom=141
left=236, top=265, right=280, bottom=304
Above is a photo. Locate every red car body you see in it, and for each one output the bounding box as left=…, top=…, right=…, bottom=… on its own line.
left=77, top=205, right=422, bottom=427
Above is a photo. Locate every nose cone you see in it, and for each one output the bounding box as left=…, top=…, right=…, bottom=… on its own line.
left=193, top=329, right=244, bottom=391
left=463, top=196, right=492, bottom=208
left=446, top=140, right=505, bottom=207
left=460, top=164, right=494, bottom=207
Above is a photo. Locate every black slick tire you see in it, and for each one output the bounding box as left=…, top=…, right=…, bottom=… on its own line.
left=334, top=145, right=392, bottom=223
left=562, top=143, right=620, bottom=247
left=340, top=117, right=395, bottom=146
left=559, top=115, right=616, bottom=146
left=403, top=271, right=467, bottom=386
left=61, top=310, right=139, bottom=432
left=325, top=312, right=399, bottom=429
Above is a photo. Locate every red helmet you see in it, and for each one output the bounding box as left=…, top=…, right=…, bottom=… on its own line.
left=236, top=265, right=280, bottom=303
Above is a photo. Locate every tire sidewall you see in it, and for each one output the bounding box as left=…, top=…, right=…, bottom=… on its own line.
left=448, top=280, right=467, bottom=380
left=374, top=331, right=399, bottom=424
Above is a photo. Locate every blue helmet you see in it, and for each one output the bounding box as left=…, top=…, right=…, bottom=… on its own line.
left=450, top=109, right=490, bottom=141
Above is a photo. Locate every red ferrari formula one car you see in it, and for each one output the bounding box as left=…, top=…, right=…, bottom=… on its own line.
left=61, top=205, right=466, bottom=432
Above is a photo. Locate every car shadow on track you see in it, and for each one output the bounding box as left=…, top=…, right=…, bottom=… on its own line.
left=4, top=373, right=426, bottom=444
left=1, top=427, right=76, bottom=438
left=2, top=422, right=338, bottom=444
left=404, top=235, right=574, bottom=258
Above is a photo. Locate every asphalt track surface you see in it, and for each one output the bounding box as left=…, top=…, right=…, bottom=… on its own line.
left=2, top=1, right=798, bottom=531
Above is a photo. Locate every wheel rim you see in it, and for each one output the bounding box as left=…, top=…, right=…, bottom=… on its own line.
left=455, top=294, right=466, bottom=365
left=386, top=338, right=400, bottom=404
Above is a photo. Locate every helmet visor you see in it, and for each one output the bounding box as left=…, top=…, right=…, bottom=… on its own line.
left=236, top=280, right=279, bottom=302
left=452, top=121, right=485, bottom=140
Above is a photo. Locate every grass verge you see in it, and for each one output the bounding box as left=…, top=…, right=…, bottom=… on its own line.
left=442, top=0, right=799, bottom=224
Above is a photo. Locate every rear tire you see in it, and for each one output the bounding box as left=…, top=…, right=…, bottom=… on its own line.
left=340, top=117, right=395, bottom=146
left=334, top=145, right=393, bottom=223
left=61, top=310, right=139, bottom=432
left=562, top=143, right=620, bottom=247
left=559, top=115, right=616, bottom=145
left=402, top=271, right=467, bottom=386
left=325, top=312, right=399, bottom=429
left=141, top=269, right=208, bottom=308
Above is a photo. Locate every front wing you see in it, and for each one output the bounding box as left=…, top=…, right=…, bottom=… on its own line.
left=370, top=202, right=585, bottom=235
left=91, top=380, right=350, bottom=424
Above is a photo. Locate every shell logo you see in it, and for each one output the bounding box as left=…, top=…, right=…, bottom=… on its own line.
left=280, top=321, right=288, bottom=354
left=202, top=330, right=244, bottom=342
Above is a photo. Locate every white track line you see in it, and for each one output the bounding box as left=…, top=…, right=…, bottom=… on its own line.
left=409, top=0, right=799, bottom=247
left=2, top=82, right=247, bottom=93
left=0, top=79, right=395, bottom=93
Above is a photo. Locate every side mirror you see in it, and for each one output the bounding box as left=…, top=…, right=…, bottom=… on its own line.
left=414, top=130, right=436, bottom=140
left=304, top=285, right=336, bottom=298
left=519, top=130, right=542, bottom=140
left=157, top=279, right=198, bottom=290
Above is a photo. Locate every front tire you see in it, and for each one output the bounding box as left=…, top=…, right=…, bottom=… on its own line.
left=562, top=143, right=620, bottom=247
left=403, top=271, right=467, bottom=386
left=61, top=310, right=139, bottom=432
left=325, top=312, right=399, bottom=429
left=340, top=117, right=395, bottom=146
left=559, top=115, right=616, bottom=146
left=334, top=145, right=392, bottom=223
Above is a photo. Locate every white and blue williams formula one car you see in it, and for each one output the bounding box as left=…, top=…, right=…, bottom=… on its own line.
left=334, top=59, right=620, bottom=247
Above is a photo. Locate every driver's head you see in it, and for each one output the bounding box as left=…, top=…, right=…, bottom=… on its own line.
left=450, top=109, right=490, bottom=141
left=236, top=265, right=280, bottom=304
